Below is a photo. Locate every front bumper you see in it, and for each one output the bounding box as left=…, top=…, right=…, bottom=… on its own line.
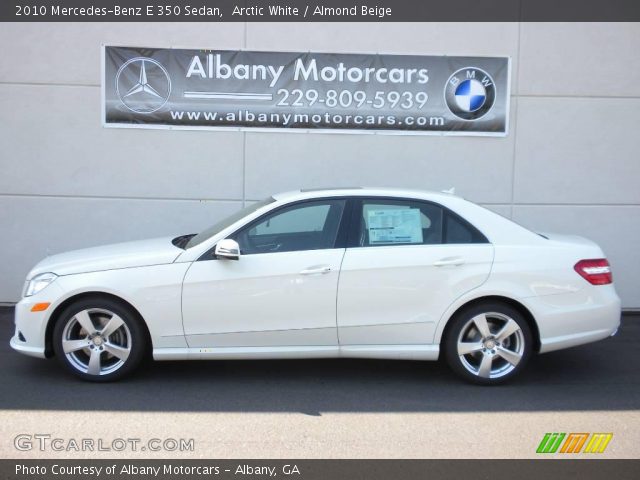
left=9, top=283, right=65, bottom=359
left=9, top=335, right=45, bottom=358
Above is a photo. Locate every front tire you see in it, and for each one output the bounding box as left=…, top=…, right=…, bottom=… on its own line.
left=444, top=302, right=533, bottom=385
left=52, top=298, right=146, bottom=382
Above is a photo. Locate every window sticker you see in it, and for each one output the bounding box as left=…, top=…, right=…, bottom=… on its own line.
left=367, top=208, right=424, bottom=245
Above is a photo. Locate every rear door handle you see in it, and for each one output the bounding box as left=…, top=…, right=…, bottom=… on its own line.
left=300, top=265, right=332, bottom=275
left=433, top=257, right=465, bottom=267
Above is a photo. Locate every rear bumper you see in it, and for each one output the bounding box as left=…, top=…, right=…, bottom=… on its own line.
left=539, top=325, right=620, bottom=353
left=524, top=285, right=621, bottom=354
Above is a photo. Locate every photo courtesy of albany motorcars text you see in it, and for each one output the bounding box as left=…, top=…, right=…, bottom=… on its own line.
left=11, top=187, right=621, bottom=385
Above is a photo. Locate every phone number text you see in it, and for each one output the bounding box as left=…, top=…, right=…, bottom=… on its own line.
left=276, top=89, right=429, bottom=110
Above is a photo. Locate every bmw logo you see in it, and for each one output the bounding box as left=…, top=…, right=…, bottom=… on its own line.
left=444, top=67, right=496, bottom=121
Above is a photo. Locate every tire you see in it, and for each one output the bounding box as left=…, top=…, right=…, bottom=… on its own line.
left=52, top=297, right=147, bottom=382
left=444, top=302, right=533, bottom=385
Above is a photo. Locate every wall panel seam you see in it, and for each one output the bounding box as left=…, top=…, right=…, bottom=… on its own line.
left=0, top=193, right=244, bottom=202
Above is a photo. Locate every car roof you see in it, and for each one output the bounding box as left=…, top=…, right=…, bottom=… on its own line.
left=271, top=187, right=459, bottom=203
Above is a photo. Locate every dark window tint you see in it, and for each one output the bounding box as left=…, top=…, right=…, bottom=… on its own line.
left=444, top=212, right=488, bottom=244
left=234, top=200, right=345, bottom=255
left=355, top=198, right=488, bottom=247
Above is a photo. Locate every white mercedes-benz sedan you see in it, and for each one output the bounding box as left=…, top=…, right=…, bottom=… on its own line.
left=11, top=188, right=620, bottom=384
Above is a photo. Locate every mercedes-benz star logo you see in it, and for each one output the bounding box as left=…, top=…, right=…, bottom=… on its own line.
left=444, top=67, right=496, bottom=121
left=115, top=57, right=171, bottom=114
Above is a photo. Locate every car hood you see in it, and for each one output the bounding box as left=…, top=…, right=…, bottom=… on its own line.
left=28, top=236, right=184, bottom=278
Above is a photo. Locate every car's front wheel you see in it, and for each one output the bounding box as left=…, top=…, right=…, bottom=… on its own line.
left=444, top=302, right=533, bottom=385
left=52, top=298, right=146, bottom=382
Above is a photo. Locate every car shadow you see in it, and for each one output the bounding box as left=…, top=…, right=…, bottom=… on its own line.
left=1, top=308, right=638, bottom=413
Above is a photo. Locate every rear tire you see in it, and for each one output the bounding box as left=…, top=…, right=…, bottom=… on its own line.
left=52, top=297, right=146, bottom=382
left=444, top=302, right=533, bottom=385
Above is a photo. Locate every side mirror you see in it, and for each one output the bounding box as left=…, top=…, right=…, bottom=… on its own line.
left=215, top=239, right=240, bottom=260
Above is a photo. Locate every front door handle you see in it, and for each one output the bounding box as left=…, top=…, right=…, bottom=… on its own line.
left=300, top=265, right=332, bottom=275
left=433, top=257, right=465, bottom=267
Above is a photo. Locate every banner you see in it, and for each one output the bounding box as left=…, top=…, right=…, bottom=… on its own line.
left=103, top=46, right=510, bottom=136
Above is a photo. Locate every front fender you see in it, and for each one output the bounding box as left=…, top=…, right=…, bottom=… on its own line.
left=53, top=263, right=190, bottom=349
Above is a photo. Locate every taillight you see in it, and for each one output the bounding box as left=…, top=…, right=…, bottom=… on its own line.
left=574, top=259, right=612, bottom=285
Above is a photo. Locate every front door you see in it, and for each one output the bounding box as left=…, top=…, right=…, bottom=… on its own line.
left=182, top=199, right=347, bottom=348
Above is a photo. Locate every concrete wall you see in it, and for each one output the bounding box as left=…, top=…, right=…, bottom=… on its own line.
left=0, top=22, right=638, bottom=307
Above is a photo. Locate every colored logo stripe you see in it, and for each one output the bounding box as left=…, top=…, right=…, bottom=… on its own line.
left=583, top=433, right=613, bottom=454
left=560, top=433, right=589, bottom=453
left=536, top=433, right=613, bottom=454
left=536, top=433, right=565, bottom=453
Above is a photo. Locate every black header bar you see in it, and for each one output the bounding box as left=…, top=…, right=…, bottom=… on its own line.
left=2, top=0, right=640, bottom=22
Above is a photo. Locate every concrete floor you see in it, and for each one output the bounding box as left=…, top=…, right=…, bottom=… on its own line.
left=1, top=307, right=638, bottom=458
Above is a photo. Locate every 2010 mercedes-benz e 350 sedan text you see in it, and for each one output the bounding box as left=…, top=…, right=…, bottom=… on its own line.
left=11, top=188, right=621, bottom=384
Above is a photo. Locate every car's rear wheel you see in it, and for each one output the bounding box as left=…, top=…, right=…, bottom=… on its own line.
left=52, top=298, right=146, bottom=382
left=444, top=302, right=533, bottom=385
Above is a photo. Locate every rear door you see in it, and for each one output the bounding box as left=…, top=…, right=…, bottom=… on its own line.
left=337, top=197, right=494, bottom=346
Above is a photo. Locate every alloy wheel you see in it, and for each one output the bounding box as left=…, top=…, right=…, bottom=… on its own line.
left=456, top=312, right=525, bottom=379
left=61, top=308, right=132, bottom=376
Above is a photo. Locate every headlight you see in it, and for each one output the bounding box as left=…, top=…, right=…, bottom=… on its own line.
left=24, top=273, right=58, bottom=297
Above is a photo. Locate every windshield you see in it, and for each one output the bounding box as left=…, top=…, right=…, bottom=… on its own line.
left=185, top=197, right=276, bottom=249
